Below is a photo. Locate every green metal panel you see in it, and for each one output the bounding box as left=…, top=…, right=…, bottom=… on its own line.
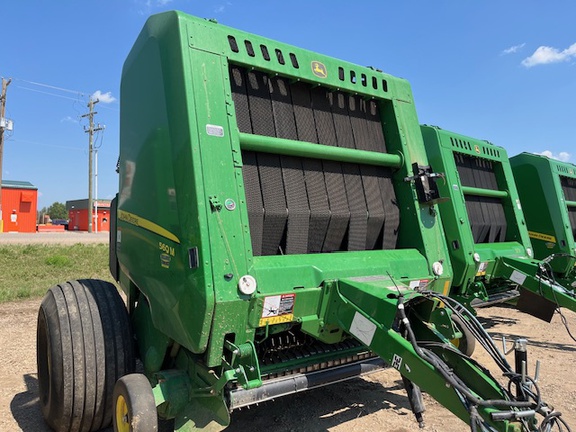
left=421, top=125, right=533, bottom=298
left=118, top=12, right=216, bottom=354
left=510, top=152, right=576, bottom=276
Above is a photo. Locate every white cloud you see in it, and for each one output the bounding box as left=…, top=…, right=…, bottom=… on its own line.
left=522, top=43, right=576, bottom=67
left=501, top=43, right=525, bottom=56
left=214, top=2, right=232, bottom=13
left=538, top=150, right=571, bottom=162
left=135, top=0, right=173, bottom=14
left=91, top=90, right=116, bottom=104
left=60, top=116, right=78, bottom=124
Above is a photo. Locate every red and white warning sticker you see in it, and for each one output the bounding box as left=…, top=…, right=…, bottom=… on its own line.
left=409, top=279, right=430, bottom=290
left=259, top=294, right=296, bottom=326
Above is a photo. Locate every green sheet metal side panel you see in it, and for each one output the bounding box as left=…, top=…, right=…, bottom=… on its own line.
left=421, top=126, right=532, bottom=291
left=510, top=152, right=576, bottom=274
left=118, top=12, right=215, bottom=354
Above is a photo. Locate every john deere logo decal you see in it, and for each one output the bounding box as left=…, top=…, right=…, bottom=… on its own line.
left=311, top=61, right=327, bottom=78
left=474, top=145, right=481, bottom=154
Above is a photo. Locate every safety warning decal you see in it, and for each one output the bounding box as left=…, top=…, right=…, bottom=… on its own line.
left=476, top=261, right=489, bottom=276
left=259, top=294, right=295, bottom=327
left=528, top=231, right=556, bottom=244
left=409, top=279, right=430, bottom=290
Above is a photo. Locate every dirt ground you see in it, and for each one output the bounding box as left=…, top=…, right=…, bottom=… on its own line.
left=1, top=297, right=575, bottom=432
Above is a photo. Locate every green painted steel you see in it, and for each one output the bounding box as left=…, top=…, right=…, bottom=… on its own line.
left=461, top=185, right=509, bottom=199
left=421, top=125, right=576, bottom=312
left=421, top=125, right=532, bottom=300
left=510, top=152, right=576, bottom=279
left=239, top=132, right=403, bottom=167
left=114, top=10, right=545, bottom=431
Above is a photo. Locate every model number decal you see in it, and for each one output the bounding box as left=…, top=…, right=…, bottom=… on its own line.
left=159, top=241, right=175, bottom=256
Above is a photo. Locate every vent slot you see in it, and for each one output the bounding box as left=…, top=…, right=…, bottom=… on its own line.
left=228, top=35, right=239, bottom=53
left=289, top=53, right=299, bottom=69
left=245, top=40, right=255, bottom=57
left=260, top=44, right=270, bottom=61
left=275, top=49, right=285, bottom=65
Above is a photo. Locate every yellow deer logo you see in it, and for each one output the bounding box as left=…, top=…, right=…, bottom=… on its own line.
left=311, top=61, right=327, bottom=78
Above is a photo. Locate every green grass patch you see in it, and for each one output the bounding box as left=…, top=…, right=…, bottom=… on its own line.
left=0, top=244, right=115, bottom=303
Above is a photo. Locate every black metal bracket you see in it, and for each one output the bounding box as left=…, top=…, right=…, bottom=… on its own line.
left=404, top=163, right=447, bottom=207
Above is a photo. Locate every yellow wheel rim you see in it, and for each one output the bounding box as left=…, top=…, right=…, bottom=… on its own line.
left=116, top=394, right=130, bottom=432
left=450, top=337, right=461, bottom=348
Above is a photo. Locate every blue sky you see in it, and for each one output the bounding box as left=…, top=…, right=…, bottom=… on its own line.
left=1, top=1, right=575, bottom=209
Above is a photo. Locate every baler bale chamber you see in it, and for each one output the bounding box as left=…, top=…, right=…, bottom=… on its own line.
left=114, top=11, right=456, bottom=428
left=510, top=153, right=576, bottom=288
left=421, top=125, right=576, bottom=323
left=36, top=11, right=568, bottom=432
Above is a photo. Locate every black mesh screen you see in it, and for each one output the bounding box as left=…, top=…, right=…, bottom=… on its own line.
left=561, top=176, right=576, bottom=201
left=561, top=177, right=576, bottom=237
left=454, top=153, right=507, bottom=244
left=568, top=208, right=576, bottom=239
left=229, top=65, right=399, bottom=256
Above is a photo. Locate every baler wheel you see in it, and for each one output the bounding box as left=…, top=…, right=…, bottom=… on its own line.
left=451, top=314, right=476, bottom=357
left=113, top=374, right=158, bottom=432
left=37, top=279, right=134, bottom=432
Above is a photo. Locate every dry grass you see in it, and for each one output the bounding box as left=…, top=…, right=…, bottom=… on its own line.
left=0, top=244, right=114, bottom=302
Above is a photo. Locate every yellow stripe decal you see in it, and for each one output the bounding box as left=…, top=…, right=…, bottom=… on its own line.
left=118, top=210, right=180, bottom=244
left=528, top=231, right=556, bottom=244
left=443, top=280, right=450, bottom=296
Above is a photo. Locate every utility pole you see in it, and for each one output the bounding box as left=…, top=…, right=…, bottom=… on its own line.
left=0, top=78, right=13, bottom=233
left=82, top=97, right=104, bottom=233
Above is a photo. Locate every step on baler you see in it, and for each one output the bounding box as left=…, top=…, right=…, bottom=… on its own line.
left=510, top=152, right=576, bottom=313
left=421, top=125, right=576, bottom=324
left=37, top=11, right=568, bottom=432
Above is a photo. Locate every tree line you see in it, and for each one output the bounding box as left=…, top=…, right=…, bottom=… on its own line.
left=37, top=202, right=68, bottom=223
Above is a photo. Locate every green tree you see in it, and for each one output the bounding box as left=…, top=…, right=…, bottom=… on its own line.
left=46, top=202, right=68, bottom=220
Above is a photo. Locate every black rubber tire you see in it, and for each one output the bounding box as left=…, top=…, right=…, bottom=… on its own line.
left=113, top=374, right=158, bottom=432
left=451, top=314, right=476, bottom=357
left=37, top=279, right=135, bottom=432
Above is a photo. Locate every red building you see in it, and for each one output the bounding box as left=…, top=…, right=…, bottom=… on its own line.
left=66, top=199, right=111, bottom=232
left=0, top=180, right=38, bottom=233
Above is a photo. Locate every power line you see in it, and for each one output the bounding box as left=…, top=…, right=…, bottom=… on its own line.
left=16, top=85, right=83, bottom=102
left=16, top=85, right=119, bottom=111
left=16, top=78, right=86, bottom=96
